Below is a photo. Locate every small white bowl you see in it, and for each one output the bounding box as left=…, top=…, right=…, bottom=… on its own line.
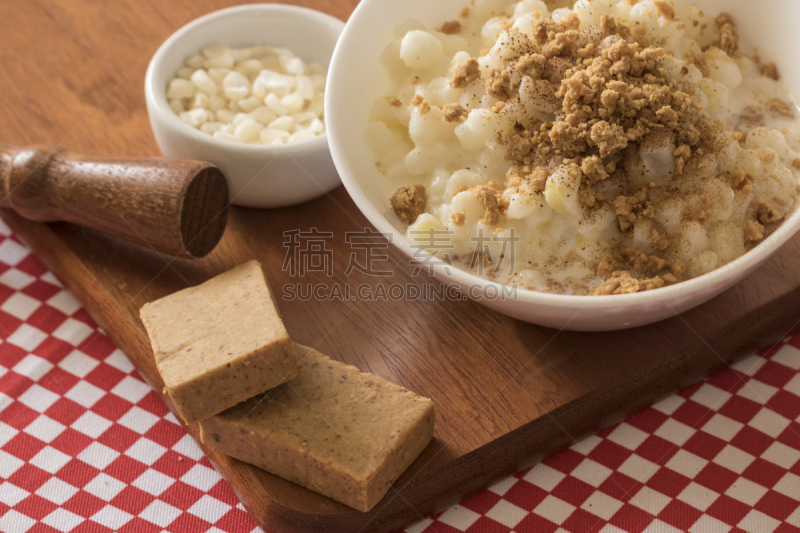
left=145, top=4, right=344, bottom=208
left=327, top=0, right=800, bottom=331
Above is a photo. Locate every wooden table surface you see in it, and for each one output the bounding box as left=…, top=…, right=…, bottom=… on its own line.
left=2, top=0, right=800, bottom=532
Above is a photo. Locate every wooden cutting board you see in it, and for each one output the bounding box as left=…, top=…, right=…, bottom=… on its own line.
left=2, top=0, right=800, bottom=532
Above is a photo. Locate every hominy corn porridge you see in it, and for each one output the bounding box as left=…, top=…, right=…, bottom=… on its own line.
left=167, top=45, right=326, bottom=145
left=368, top=0, right=800, bottom=295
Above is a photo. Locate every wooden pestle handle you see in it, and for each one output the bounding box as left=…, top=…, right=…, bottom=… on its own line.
left=0, top=145, right=229, bottom=258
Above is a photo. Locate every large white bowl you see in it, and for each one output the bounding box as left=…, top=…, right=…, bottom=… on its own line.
left=146, top=4, right=344, bottom=208
left=327, top=0, right=800, bottom=331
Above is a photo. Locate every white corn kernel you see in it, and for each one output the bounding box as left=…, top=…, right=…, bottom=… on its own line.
left=203, top=45, right=231, bottom=58
left=167, top=78, right=195, bottom=99
left=185, top=54, right=204, bottom=68
left=269, top=46, right=294, bottom=57
left=208, top=68, right=230, bottom=84
left=249, top=46, right=270, bottom=57
left=254, top=70, right=295, bottom=97
left=224, top=86, right=249, bottom=101
left=260, top=55, right=281, bottom=72
left=169, top=99, right=185, bottom=115
left=545, top=164, right=582, bottom=217
left=201, top=122, right=225, bottom=135
left=296, top=76, right=314, bottom=100
left=309, top=118, right=325, bottom=134
left=213, top=131, right=239, bottom=142
left=167, top=44, right=327, bottom=145
left=281, top=92, right=304, bottom=114
left=179, top=108, right=208, bottom=127
left=223, top=70, right=249, bottom=87
left=191, top=93, right=210, bottom=109
left=237, top=59, right=264, bottom=77
left=251, top=79, right=267, bottom=100
left=237, top=96, right=262, bottom=113
left=190, top=69, right=219, bottom=96
left=231, top=47, right=254, bottom=62
left=216, top=109, right=235, bottom=124
left=268, top=116, right=295, bottom=131
left=209, top=95, right=227, bottom=112
left=265, top=93, right=288, bottom=116
left=249, top=106, right=277, bottom=124
left=280, top=54, right=306, bottom=75
left=204, top=52, right=234, bottom=69
left=260, top=128, right=291, bottom=143
left=289, top=129, right=316, bottom=143
left=176, top=67, right=195, bottom=80
left=293, top=111, right=316, bottom=124
left=234, top=119, right=262, bottom=142
left=223, top=71, right=250, bottom=101
left=233, top=112, right=252, bottom=127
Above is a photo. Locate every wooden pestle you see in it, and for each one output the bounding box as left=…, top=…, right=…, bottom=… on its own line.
left=0, top=145, right=229, bottom=258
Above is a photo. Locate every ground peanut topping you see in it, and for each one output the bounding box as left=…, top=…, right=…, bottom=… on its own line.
left=595, top=270, right=641, bottom=295
left=503, top=24, right=703, bottom=167
left=371, top=0, right=800, bottom=296
left=743, top=220, right=765, bottom=243
left=729, top=170, right=753, bottom=193
left=442, top=103, right=468, bottom=122
left=714, top=13, right=739, bottom=57
left=754, top=197, right=785, bottom=225
left=450, top=58, right=481, bottom=88
left=390, top=185, right=427, bottom=224
left=437, top=20, right=462, bottom=35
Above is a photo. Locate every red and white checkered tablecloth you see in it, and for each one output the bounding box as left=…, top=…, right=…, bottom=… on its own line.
left=1, top=220, right=799, bottom=533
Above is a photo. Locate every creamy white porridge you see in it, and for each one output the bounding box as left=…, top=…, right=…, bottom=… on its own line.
left=367, top=0, right=800, bottom=295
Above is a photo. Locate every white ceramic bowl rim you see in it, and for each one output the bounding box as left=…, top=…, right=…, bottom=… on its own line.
left=327, top=0, right=800, bottom=310
left=144, top=3, right=341, bottom=154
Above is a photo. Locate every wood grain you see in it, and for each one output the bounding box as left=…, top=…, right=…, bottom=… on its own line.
left=0, top=144, right=229, bottom=257
left=1, top=1, right=799, bottom=532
